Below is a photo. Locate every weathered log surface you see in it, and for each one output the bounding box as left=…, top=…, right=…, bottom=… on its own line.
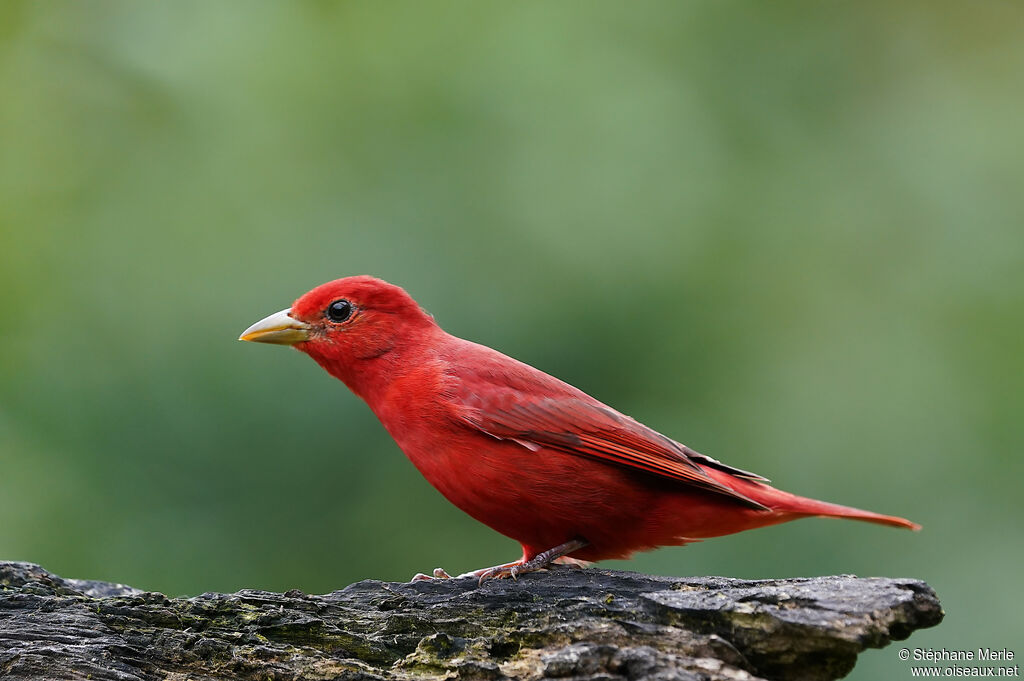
left=0, top=561, right=941, bottom=681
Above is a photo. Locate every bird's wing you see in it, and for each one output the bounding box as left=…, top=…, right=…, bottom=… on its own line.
left=454, top=390, right=770, bottom=510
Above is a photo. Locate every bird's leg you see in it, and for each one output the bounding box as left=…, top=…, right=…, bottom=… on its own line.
left=473, top=538, right=589, bottom=584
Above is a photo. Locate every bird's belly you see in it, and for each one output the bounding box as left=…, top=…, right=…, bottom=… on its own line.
left=392, top=427, right=775, bottom=561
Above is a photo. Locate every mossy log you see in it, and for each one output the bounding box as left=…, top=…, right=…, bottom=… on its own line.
left=0, top=561, right=941, bottom=681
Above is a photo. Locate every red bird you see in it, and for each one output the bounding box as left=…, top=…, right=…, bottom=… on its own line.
left=240, top=276, right=919, bottom=581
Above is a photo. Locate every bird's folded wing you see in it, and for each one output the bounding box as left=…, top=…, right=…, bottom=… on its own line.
left=454, top=393, right=769, bottom=510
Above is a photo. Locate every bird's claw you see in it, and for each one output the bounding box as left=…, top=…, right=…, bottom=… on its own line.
left=476, top=567, right=504, bottom=585
left=475, top=564, right=521, bottom=585
left=410, top=567, right=454, bottom=582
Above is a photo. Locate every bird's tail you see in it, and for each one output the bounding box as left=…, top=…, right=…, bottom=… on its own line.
left=701, top=466, right=921, bottom=531
left=776, top=494, right=921, bottom=530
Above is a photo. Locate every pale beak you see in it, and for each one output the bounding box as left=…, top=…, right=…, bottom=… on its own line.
left=239, top=308, right=311, bottom=345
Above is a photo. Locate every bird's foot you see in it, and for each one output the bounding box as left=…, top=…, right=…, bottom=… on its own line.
left=410, top=563, right=517, bottom=582
left=474, top=538, right=589, bottom=585
left=409, top=538, right=589, bottom=584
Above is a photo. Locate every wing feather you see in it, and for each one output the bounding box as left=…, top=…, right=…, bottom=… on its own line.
left=455, top=392, right=769, bottom=510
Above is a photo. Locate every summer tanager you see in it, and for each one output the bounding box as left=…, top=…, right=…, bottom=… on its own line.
left=240, top=276, right=919, bottom=581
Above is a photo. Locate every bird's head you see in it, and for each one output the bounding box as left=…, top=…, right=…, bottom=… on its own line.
left=239, top=276, right=438, bottom=395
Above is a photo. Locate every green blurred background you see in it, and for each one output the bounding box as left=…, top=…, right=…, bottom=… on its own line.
left=1, top=2, right=1021, bottom=678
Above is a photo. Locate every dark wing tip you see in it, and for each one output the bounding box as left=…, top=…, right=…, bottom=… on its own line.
left=677, top=443, right=771, bottom=483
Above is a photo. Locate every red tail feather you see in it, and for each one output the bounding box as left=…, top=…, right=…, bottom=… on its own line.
left=779, top=495, right=921, bottom=530
left=699, top=466, right=921, bottom=531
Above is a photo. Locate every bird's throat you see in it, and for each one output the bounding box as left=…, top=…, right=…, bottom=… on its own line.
left=307, top=349, right=407, bottom=408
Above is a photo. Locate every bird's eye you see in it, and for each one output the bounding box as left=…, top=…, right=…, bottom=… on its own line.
left=326, top=299, right=353, bottom=323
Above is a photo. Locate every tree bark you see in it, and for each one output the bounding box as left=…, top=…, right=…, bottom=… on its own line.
left=0, top=561, right=941, bottom=681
